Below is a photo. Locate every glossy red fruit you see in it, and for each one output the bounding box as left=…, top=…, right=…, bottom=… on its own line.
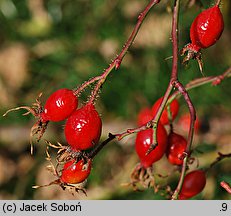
left=137, top=107, right=153, bottom=126
left=166, top=132, right=187, bottom=165
left=189, top=5, right=224, bottom=52
left=135, top=123, right=168, bottom=168
left=60, top=159, right=92, bottom=184
left=178, top=113, right=201, bottom=134
left=64, top=102, right=102, bottom=150
left=41, top=88, right=78, bottom=122
left=179, top=170, right=206, bottom=200
left=181, top=4, right=224, bottom=71
left=152, top=97, right=179, bottom=125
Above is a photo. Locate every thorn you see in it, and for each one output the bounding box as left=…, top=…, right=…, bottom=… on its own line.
left=164, top=56, right=173, bottom=61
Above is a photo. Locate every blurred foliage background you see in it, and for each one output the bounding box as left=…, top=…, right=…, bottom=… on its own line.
left=0, top=0, right=230, bottom=200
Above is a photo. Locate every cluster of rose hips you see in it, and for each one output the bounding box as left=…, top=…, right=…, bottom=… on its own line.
left=4, top=88, right=102, bottom=192
left=3, top=0, right=225, bottom=198
left=133, top=96, right=206, bottom=199
left=40, top=88, right=103, bottom=191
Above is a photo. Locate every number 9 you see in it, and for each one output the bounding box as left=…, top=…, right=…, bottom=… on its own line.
left=221, top=203, right=227, bottom=211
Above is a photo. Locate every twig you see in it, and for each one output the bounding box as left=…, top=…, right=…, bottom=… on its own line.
left=88, top=0, right=161, bottom=104
left=171, top=66, right=231, bottom=100
left=209, top=152, right=231, bottom=169
left=220, top=181, right=231, bottom=194
left=167, top=0, right=196, bottom=200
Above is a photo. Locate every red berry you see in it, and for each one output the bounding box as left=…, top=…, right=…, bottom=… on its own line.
left=41, top=88, right=78, bottom=122
left=60, top=159, right=92, bottom=184
left=189, top=5, right=224, bottom=51
left=166, top=132, right=187, bottom=165
left=178, top=113, right=201, bottom=134
left=135, top=123, right=168, bottom=168
left=64, top=103, right=102, bottom=150
left=137, top=107, right=153, bottom=126
left=151, top=97, right=179, bottom=125
left=179, top=170, right=206, bottom=199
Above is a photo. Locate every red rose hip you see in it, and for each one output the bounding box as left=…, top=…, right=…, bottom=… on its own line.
left=152, top=97, right=179, bottom=125
left=41, top=88, right=78, bottom=122
left=181, top=2, right=224, bottom=71
left=178, top=113, right=201, bottom=134
left=137, top=107, right=153, bottom=126
left=64, top=102, right=102, bottom=150
left=166, top=132, right=187, bottom=165
left=189, top=5, right=224, bottom=51
left=60, top=159, right=92, bottom=184
left=179, top=170, right=206, bottom=199
left=135, top=123, right=168, bottom=168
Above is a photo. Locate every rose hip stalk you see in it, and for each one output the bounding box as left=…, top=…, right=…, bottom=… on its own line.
left=181, top=1, right=224, bottom=71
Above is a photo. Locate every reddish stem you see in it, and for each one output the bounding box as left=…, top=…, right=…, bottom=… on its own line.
left=146, top=0, right=181, bottom=153
left=220, top=181, right=231, bottom=194
left=167, top=0, right=196, bottom=200
left=88, top=0, right=161, bottom=104
left=73, top=75, right=102, bottom=96
left=84, top=0, right=162, bottom=157
left=169, top=66, right=231, bottom=101
left=88, top=65, right=231, bottom=162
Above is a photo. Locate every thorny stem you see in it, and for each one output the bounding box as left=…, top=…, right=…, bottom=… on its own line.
left=73, top=75, right=102, bottom=96
left=170, top=0, right=197, bottom=200
left=87, top=65, right=231, bottom=188
left=85, top=0, right=161, bottom=158
left=88, top=0, right=231, bottom=168
left=88, top=0, right=161, bottom=104
left=93, top=66, right=231, bottom=157
left=146, top=0, right=182, bottom=154
left=170, top=66, right=231, bottom=101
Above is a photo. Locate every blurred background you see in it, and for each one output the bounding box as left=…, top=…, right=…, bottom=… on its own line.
left=0, top=0, right=230, bottom=200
